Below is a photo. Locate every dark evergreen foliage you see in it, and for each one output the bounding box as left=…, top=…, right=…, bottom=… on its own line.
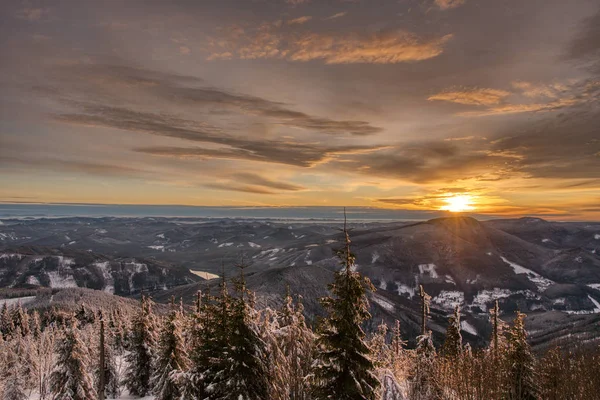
left=310, top=220, right=380, bottom=400
left=123, top=295, right=157, bottom=397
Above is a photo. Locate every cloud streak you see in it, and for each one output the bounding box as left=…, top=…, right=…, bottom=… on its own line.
left=208, top=26, right=453, bottom=64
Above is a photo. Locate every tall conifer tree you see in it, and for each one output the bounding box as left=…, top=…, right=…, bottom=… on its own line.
left=49, top=323, right=97, bottom=400
left=507, top=312, right=539, bottom=400
left=310, top=213, right=379, bottom=400
left=123, top=295, right=157, bottom=397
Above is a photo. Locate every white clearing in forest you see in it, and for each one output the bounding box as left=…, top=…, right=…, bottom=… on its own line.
left=587, top=283, right=600, bottom=290
left=190, top=270, right=219, bottom=280
left=0, top=296, right=36, bottom=307
left=432, top=291, right=464, bottom=310
left=94, top=261, right=114, bottom=293
left=372, top=294, right=395, bottom=312
left=26, top=275, right=40, bottom=285
left=418, top=263, right=439, bottom=278
left=500, top=256, right=554, bottom=292
left=371, top=251, right=380, bottom=264
left=0, top=253, right=24, bottom=260
left=396, top=282, right=415, bottom=299
left=46, top=271, right=78, bottom=288
left=588, top=295, right=600, bottom=312
left=461, top=320, right=478, bottom=335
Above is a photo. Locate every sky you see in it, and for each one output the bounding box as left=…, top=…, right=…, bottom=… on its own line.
left=0, top=0, right=599, bottom=220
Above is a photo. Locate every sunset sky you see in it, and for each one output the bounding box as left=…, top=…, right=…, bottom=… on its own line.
left=1, top=0, right=599, bottom=220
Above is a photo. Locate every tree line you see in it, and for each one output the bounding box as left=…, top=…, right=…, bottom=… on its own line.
left=0, top=225, right=599, bottom=399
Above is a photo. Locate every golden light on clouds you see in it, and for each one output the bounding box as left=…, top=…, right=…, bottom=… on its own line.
left=441, top=194, right=475, bottom=213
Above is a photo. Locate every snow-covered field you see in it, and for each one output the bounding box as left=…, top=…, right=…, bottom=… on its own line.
left=499, top=256, right=554, bottom=292
left=190, top=270, right=219, bottom=280
left=0, top=296, right=36, bottom=306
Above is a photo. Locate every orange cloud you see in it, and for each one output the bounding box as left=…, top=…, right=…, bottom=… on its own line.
left=435, top=0, right=466, bottom=10
left=428, top=88, right=510, bottom=106
left=325, top=12, right=348, bottom=20
left=288, top=16, right=312, bottom=25
left=208, top=26, right=453, bottom=64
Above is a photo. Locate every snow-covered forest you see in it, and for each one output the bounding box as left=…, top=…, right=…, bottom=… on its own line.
left=0, top=229, right=599, bottom=400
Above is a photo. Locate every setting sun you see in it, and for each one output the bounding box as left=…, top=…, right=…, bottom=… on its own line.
left=441, top=195, right=475, bottom=213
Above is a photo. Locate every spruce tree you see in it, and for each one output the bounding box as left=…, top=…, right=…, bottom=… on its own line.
left=412, top=332, right=439, bottom=400
left=310, top=216, right=379, bottom=400
left=189, top=276, right=231, bottom=398
left=506, top=312, right=539, bottom=400
left=3, top=346, right=28, bottom=400
left=12, top=303, right=29, bottom=337
left=123, top=295, right=158, bottom=397
left=222, top=262, right=270, bottom=399
left=442, top=306, right=463, bottom=358
left=274, top=289, right=315, bottom=400
left=49, top=322, right=97, bottom=400
left=152, top=304, right=190, bottom=400
left=1, top=304, right=14, bottom=339
left=97, top=315, right=119, bottom=400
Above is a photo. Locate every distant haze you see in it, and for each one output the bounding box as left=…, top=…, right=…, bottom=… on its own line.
left=0, top=203, right=493, bottom=221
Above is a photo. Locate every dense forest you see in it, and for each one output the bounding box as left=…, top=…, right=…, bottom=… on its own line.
left=0, top=227, right=599, bottom=400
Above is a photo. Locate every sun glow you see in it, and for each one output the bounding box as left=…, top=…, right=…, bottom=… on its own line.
left=441, top=195, right=475, bottom=213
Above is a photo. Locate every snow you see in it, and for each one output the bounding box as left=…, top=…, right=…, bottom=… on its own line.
left=0, top=296, right=36, bottom=306
left=46, top=271, right=78, bottom=288
left=444, top=275, right=456, bottom=285
left=256, top=248, right=282, bottom=258
left=418, top=263, right=438, bottom=278
left=218, top=242, right=234, bottom=248
left=461, top=320, right=478, bottom=336
left=542, top=238, right=550, bottom=243
left=396, top=282, right=415, bottom=299
left=56, top=256, right=75, bottom=268
left=94, top=261, right=114, bottom=293
left=248, top=242, right=261, bottom=248
left=0, top=253, right=25, bottom=260
left=470, top=288, right=540, bottom=312
left=379, top=280, right=387, bottom=290
left=500, top=256, right=554, bottom=292
left=587, top=284, right=600, bottom=290
left=147, top=245, right=165, bottom=251
left=372, top=294, right=395, bottom=312
left=190, top=270, right=219, bottom=280
left=432, top=291, right=464, bottom=310
left=566, top=295, right=600, bottom=314
left=26, top=275, right=41, bottom=285
left=156, top=233, right=165, bottom=239
left=588, top=295, right=600, bottom=312
left=595, top=234, right=600, bottom=240
left=371, top=251, right=380, bottom=264
left=470, top=288, right=513, bottom=312
left=325, top=239, right=337, bottom=244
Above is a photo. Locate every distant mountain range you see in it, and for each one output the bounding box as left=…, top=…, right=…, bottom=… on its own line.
left=1, top=215, right=600, bottom=349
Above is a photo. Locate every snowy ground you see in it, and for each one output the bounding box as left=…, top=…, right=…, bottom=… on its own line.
left=0, top=296, right=36, bottom=306
left=190, top=270, right=219, bottom=280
